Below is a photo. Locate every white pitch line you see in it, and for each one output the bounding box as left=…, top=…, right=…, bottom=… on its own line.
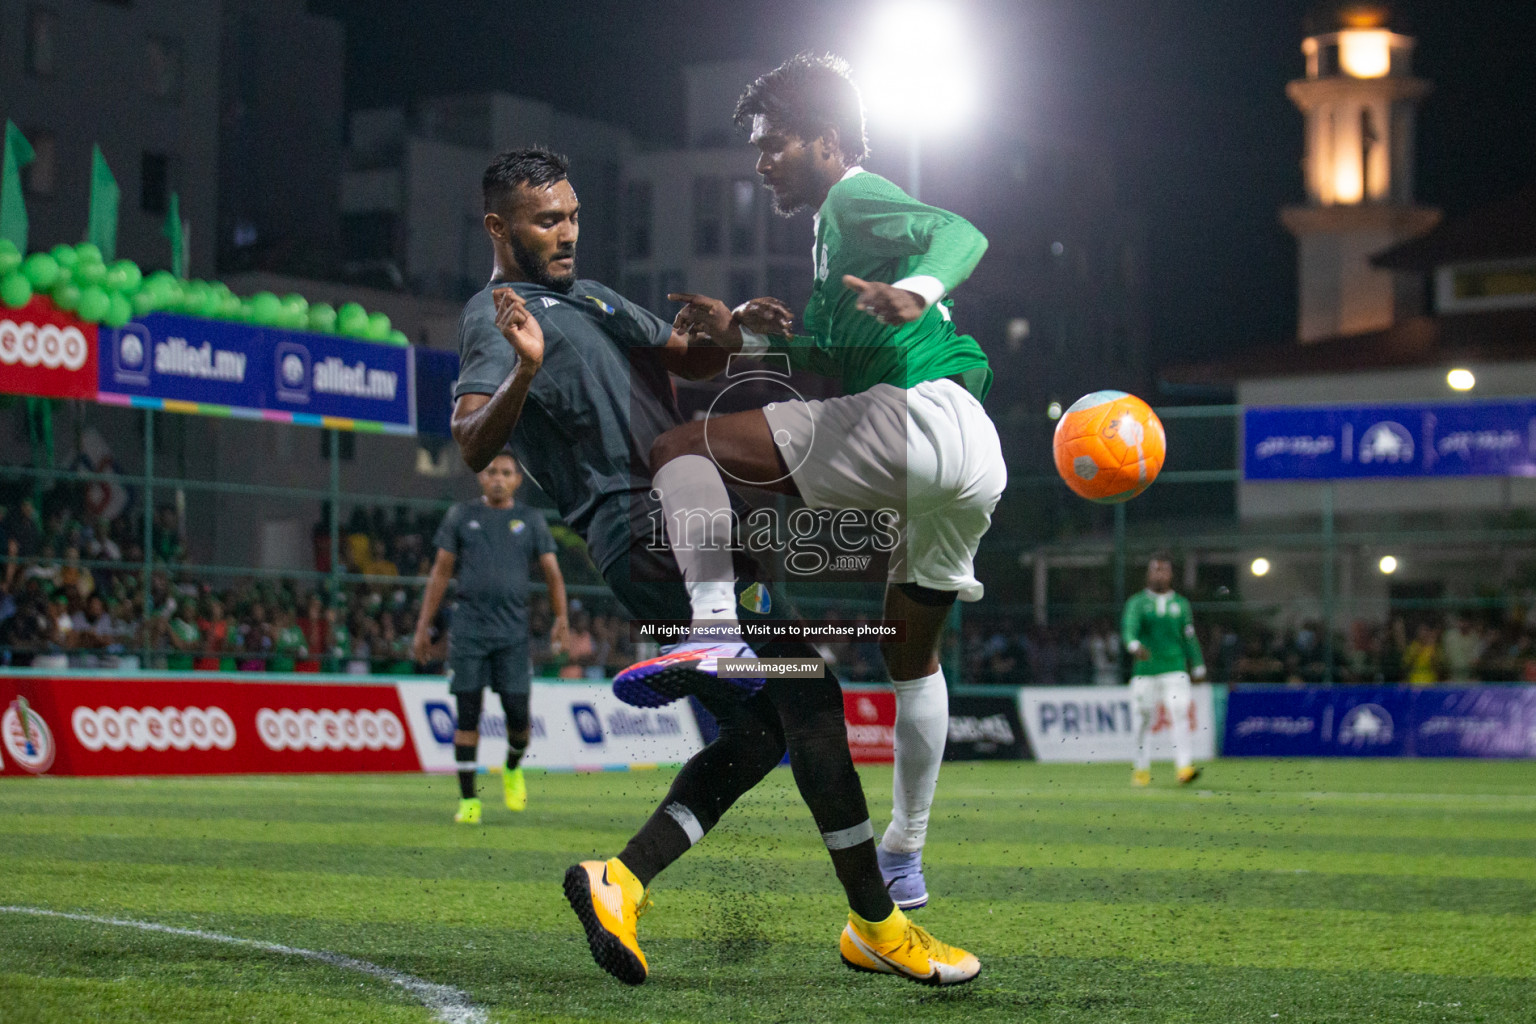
left=1, top=905, right=487, bottom=1024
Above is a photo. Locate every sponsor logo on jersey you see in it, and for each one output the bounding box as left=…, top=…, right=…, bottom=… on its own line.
left=585, top=295, right=615, bottom=314
left=256, top=707, right=405, bottom=752
left=510, top=519, right=526, bottom=534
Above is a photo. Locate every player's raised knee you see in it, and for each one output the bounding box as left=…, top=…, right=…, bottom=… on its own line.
left=649, top=422, right=708, bottom=474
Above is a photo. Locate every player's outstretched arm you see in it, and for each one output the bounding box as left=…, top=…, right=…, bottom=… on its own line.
left=1122, top=597, right=1151, bottom=663
left=1183, top=601, right=1208, bottom=680
left=653, top=292, right=740, bottom=380
left=452, top=289, right=544, bottom=471
left=413, top=547, right=456, bottom=663
left=539, top=552, right=570, bottom=652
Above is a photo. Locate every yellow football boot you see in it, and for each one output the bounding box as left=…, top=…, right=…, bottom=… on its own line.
left=839, top=907, right=980, bottom=986
left=454, top=797, right=482, bottom=824
left=1177, top=765, right=1203, bottom=786
left=503, top=766, right=527, bottom=811
left=564, top=857, right=651, bottom=985
left=1131, top=769, right=1152, bottom=787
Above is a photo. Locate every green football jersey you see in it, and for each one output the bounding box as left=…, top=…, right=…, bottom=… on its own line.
left=1121, top=589, right=1204, bottom=677
left=765, top=170, right=992, bottom=401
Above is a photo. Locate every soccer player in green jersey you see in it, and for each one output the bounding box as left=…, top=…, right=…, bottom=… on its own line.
left=1122, top=552, right=1207, bottom=787
left=614, top=53, right=1007, bottom=922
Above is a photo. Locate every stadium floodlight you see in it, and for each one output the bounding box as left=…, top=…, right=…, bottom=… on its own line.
left=860, top=0, right=978, bottom=199
left=1379, top=555, right=1399, bottom=574
left=1250, top=558, right=1271, bottom=577
left=1446, top=368, right=1475, bottom=391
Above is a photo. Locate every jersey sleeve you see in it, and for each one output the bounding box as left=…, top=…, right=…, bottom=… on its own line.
left=829, top=185, right=989, bottom=297
left=607, top=286, right=674, bottom=349
left=1180, top=598, right=1205, bottom=670
left=432, top=505, right=462, bottom=557
left=453, top=295, right=516, bottom=400
left=1120, top=596, right=1143, bottom=653
left=531, top=513, right=558, bottom=557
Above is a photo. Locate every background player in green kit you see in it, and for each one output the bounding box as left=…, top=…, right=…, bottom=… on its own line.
left=614, top=53, right=1007, bottom=915
left=1122, top=552, right=1207, bottom=787
left=413, top=452, right=568, bottom=823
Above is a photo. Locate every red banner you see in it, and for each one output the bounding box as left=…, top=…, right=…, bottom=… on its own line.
left=843, top=687, right=895, bottom=763
left=1, top=676, right=419, bottom=776
left=0, top=296, right=99, bottom=400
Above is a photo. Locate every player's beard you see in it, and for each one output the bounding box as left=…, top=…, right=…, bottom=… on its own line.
left=511, top=237, right=577, bottom=294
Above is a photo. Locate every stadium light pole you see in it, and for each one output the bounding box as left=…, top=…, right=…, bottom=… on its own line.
left=861, top=0, right=977, bottom=201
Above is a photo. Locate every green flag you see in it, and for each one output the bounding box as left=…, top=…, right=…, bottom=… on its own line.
left=87, top=145, right=119, bottom=261
left=162, top=191, right=184, bottom=278
left=1, top=121, right=35, bottom=251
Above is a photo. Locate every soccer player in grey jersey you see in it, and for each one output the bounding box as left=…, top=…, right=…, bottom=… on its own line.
left=449, top=148, right=977, bottom=986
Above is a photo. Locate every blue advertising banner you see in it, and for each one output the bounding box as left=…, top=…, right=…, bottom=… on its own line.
left=1412, top=687, right=1536, bottom=758
left=1225, top=686, right=1536, bottom=758
left=1244, top=400, right=1536, bottom=481
left=1224, top=687, right=1413, bottom=757
left=98, top=313, right=415, bottom=432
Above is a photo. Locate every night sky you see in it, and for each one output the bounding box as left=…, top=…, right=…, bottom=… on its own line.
left=315, top=0, right=1536, bottom=367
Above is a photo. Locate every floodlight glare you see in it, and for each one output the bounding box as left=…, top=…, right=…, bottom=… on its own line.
left=860, top=1, right=977, bottom=131
left=1379, top=555, right=1398, bottom=574
left=1250, top=558, right=1271, bottom=577
left=1446, top=368, right=1475, bottom=391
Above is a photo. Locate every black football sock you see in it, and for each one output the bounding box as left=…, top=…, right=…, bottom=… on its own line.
left=506, top=741, right=527, bottom=772
left=455, top=744, right=477, bottom=799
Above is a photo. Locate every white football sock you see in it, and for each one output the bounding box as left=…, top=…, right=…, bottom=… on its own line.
left=1132, top=683, right=1155, bottom=773
left=1167, top=682, right=1193, bottom=771
left=881, top=667, right=948, bottom=854
left=654, top=455, right=739, bottom=633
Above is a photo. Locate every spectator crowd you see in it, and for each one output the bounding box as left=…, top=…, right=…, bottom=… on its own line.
left=6, top=492, right=1536, bottom=684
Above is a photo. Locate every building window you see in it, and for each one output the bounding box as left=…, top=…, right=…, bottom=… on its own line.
left=625, top=180, right=652, bottom=260
left=728, top=270, right=757, bottom=307
left=22, top=130, right=57, bottom=197
left=692, top=176, right=722, bottom=256
left=729, top=179, right=757, bottom=255
left=140, top=152, right=170, bottom=213
left=144, top=36, right=183, bottom=101
left=26, top=7, right=59, bottom=77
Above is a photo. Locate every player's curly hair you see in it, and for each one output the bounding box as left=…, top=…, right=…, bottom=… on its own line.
left=734, top=53, right=870, bottom=164
left=482, top=147, right=570, bottom=214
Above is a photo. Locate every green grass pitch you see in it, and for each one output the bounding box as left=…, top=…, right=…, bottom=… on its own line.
left=2, top=759, right=1533, bottom=1023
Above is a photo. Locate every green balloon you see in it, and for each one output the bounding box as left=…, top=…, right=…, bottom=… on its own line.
left=22, top=252, right=60, bottom=290
left=220, top=293, right=243, bottom=319
left=1, top=272, right=32, bottom=309
left=77, top=285, right=111, bottom=322
left=73, top=259, right=106, bottom=287
left=104, top=292, right=133, bottom=328
left=0, top=238, right=16, bottom=259
left=336, top=302, right=369, bottom=336
left=388, top=328, right=409, bottom=346
left=366, top=311, right=392, bottom=340
left=0, top=242, right=20, bottom=276
left=50, top=244, right=79, bottom=269
left=131, top=289, right=159, bottom=316
left=307, top=302, right=337, bottom=333
left=74, top=242, right=103, bottom=264
left=250, top=291, right=283, bottom=325
left=52, top=283, right=82, bottom=311
left=106, top=260, right=143, bottom=293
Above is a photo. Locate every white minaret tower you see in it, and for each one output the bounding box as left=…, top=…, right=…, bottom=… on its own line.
left=1280, top=3, right=1440, bottom=342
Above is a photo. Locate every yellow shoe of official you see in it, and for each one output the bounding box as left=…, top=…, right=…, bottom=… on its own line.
left=503, top=766, right=527, bottom=811
left=564, top=857, right=651, bottom=985
left=454, top=797, right=482, bottom=824
left=1177, top=765, right=1203, bottom=786
left=1131, top=769, right=1152, bottom=787
left=839, top=907, right=980, bottom=986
